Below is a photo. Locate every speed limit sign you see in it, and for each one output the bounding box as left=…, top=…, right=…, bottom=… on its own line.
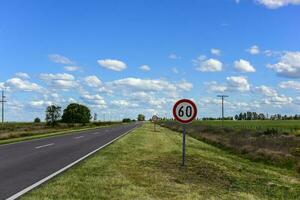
left=172, top=99, right=197, bottom=166
left=173, top=99, right=197, bottom=124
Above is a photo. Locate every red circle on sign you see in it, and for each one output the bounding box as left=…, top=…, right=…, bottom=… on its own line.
left=173, top=99, right=197, bottom=124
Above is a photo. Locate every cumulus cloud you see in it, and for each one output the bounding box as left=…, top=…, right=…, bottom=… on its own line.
left=64, top=66, right=81, bottom=72
left=246, top=45, right=260, bottom=55
left=29, top=100, right=52, bottom=109
left=226, top=76, right=250, bottom=92
left=48, top=54, right=74, bottom=65
left=15, top=72, right=30, bottom=79
left=84, top=75, right=102, bottom=87
left=176, top=81, right=193, bottom=91
left=39, top=73, right=77, bottom=90
left=111, top=100, right=139, bottom=108
left=80, top=93, right=106, bottom=107
left=6, top=78, right=42, bottom=92
left=139, top=65, right=151, bottom=71
left=279, top=81, right=300, bottom=91
left=234, top=59, right=256, bottom=72
left=205, top=81, right=227, bottom=93
left=267, top=51, right=300, bottom=78
left=195, top=58, right=223, bottom=72
left=109, top=78, right=177, bottom=92
left=97, top=59, right=127, bottom=71
left=211, top=48, right=221, bottom=56
left=169, top=54, right=181, bottom=59
left=255, top=0, right=300, bottom=9
left=254, top=85, right=278, bottom=96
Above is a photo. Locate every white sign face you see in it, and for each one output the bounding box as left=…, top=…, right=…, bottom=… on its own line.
left=152, top=115, right=158, bottom=121
left=173, top=99, right=197, bottom=124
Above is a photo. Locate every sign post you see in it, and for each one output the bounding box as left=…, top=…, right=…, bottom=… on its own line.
left=152, top=115, right=158, bottom=132
left=172, top=99, right=197, bottom=166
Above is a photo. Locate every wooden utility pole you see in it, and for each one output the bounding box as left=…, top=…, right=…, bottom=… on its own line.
left=217, top=95, right=229, bottom=127
left=0, top=91, right=6, bottom=123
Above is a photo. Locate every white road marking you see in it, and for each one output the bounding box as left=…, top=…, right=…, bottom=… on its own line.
left=6, top=125, right=138, bottom=200
left=74, top=136, right=84, bottom=139
left=35, top=143, right=54, bottom=149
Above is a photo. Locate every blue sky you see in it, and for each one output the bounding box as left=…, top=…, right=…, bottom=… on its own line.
left=1, top=0, right=300, bottom=121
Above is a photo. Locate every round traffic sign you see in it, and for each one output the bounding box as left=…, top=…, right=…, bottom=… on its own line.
left=173, top=99, right=197, bottom=124
left=152, top=115, right=158, bottom=121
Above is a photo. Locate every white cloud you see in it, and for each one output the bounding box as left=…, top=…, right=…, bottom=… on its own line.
left=255, top=85, right=277, bottom=96
left=111, top=100, right=139, bottom=108
left=234, top=59, right=256, bottom=72
left=48, top=54, right=74, bottom=65
left=226, top=76, right=250, bottom=92
left=265, top=95, right=293, bottom=105
left=267, top=51, right=300, bottom=78
left=109, top=78, right=177, bottom=92
left=255, top=0, right=300, bottom=9
left=40, top=73, right=77, bottom=90
left=176, top=81, right=193, bottom=91
left=172, top=67, right=179, bottom=74
left=29, top=100, right=52, bottom=109
left=15, top=72, right=30, bottom=79
left=84, top=75, right=102, bottom=87
left=97, top=59, right=127, bottom=71
left=246, top=45, right=260, bottom=55
left=195, top=58, right=223, bottom=72
left=211, top=48, right=221, bottom=56
left=0, top=82, right=6, bottom=90
left=6, top=78, right=42, bottom=92
left=279, top=81, right=300, bottom=91
left=64, top=66, right=80, bottom=72
left=293, top=97, right=300, bottom=105
left=169, top=54, right=181, bottom=59
left=205, top=81, right=227, bottom=93
left=139, top=65, right=151, bottom=71
left=81, top=93, right=106, bottom=107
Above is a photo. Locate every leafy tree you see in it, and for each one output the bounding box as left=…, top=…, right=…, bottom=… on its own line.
left=61, top=103, right=91, bottom=124
left=34, top=117, right=41, bottom=123
left=46, top=105, right=61, bottom=126
left=122, top=118, right=131, bottom=123
left=137, top=114, right=145, bottom=121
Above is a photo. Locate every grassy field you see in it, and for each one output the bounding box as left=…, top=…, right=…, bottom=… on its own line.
left=0, top=122, right=122, bottom=145
left=193, top=120, right=300, bottom=135
left=23, top=123, right=300, bottom=200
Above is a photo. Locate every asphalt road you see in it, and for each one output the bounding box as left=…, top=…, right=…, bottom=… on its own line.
left=0, top=122, right=140, bottom=199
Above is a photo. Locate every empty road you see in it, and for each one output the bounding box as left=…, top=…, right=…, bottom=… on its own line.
left=0, top=123, right=139, bottom=199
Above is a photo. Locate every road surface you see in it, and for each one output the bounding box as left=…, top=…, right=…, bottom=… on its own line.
left=0, top=122, right=139, bottom=199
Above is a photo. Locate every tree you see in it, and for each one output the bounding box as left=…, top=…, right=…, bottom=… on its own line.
left=137, top=114, right=145, bottom=121
left=46, top=105, right=61, bottom=126
left=34, top=117, right=41, bottom=123
left=122, top=118, right=131, bottom=123
left=61, top=103, right=91, bottom=124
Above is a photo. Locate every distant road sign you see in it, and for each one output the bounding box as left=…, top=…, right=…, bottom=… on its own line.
left=173, top=99, right=197, bottom=124
left=152, top=115, right=158, bottom=122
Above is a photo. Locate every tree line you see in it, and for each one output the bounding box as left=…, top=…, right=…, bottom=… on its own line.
left=33, top=103, right=146, bottom=126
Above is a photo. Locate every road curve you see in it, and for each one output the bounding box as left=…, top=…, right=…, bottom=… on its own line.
left=0, top=122, right=140, bottom=199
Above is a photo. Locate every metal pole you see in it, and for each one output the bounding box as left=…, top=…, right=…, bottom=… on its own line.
left=217, top=95, right=228, bottom=127
left=1, top=91, right=5, bottom=124
left=182, top=126, right=186, bottom=166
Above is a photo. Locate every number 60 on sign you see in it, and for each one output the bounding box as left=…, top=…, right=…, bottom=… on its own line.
left=173, top=99, right=197, bottom=124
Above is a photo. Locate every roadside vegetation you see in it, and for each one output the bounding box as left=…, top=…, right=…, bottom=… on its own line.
left=159, top=120, right=300, bottom=173
left=23, top=123, right=300, bottom=200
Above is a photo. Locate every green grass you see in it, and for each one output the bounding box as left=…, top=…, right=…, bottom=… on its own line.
left=192, top=120, right=300, bottom=135
left=22, top=123, right=300, bottom=200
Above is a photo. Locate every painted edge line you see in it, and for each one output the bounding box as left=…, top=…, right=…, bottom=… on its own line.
left=6, top=124, right=139, bottom=200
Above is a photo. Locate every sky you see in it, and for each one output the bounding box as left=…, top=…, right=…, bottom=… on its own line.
left=0, top=0, right=300, bottom=121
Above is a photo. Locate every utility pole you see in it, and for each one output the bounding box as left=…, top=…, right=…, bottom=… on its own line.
left=0, top=90, right=6, bottom=124
left=217, top=95, right=229, bottom=127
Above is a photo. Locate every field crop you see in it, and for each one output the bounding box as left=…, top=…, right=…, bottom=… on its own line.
left=159, top=120, right=300, bottom=172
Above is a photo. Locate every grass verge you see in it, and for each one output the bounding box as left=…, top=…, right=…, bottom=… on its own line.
left=22, top=123, right=300, bottom=200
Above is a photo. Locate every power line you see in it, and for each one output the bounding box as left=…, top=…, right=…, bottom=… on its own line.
left=217, top=95, right=229, bottom=126
left=0, top=90, right=7, bottom=123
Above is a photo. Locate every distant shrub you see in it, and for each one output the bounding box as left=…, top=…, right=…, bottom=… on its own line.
left=122, top=118, right=131, bottom=123
left=34, top=117, right=41, bottom=123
